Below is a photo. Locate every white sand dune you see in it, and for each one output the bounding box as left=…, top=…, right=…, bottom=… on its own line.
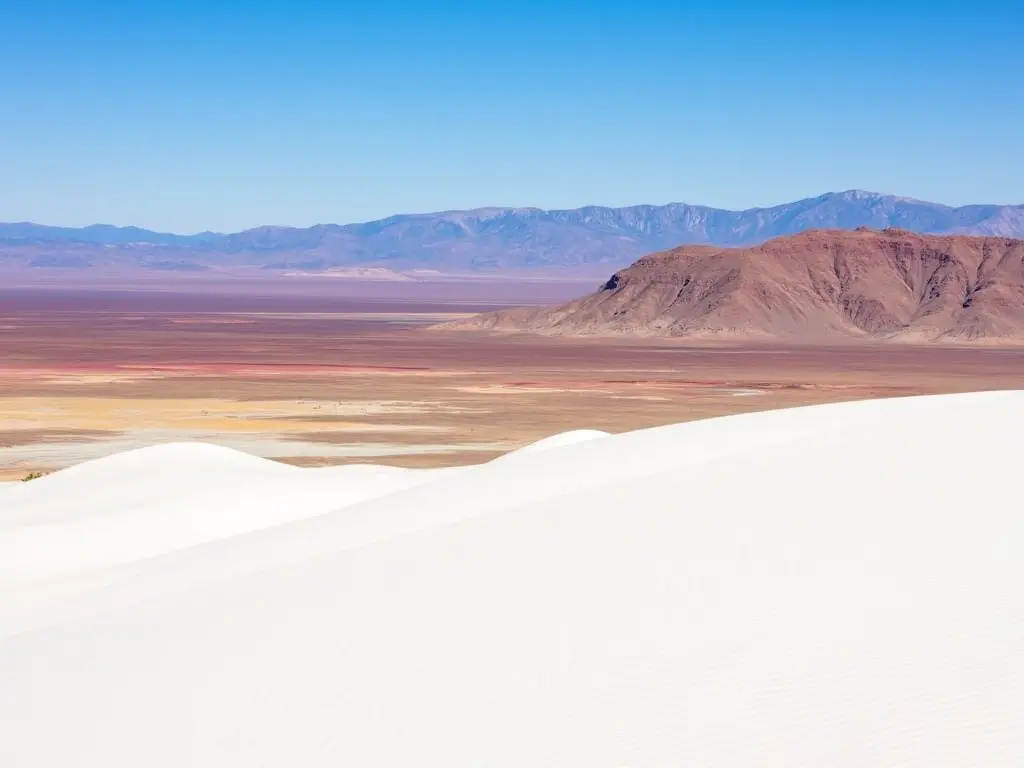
left=0, top=391, right=1022, bottom=766
left=0, top=442, right=466, bottom=586
left=488, top=427, right=610, bottom=461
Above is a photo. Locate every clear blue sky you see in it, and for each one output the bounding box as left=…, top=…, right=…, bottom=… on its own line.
left=2, top=0, right=1022, bottom=233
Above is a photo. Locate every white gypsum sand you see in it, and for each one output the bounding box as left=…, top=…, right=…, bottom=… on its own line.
left=0, top=391, right=1021, bottom=767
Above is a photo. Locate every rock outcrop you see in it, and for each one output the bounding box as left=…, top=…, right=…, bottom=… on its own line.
left=437, top=229, right=1024, bottom=343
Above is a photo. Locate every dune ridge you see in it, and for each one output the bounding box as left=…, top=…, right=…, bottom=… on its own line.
left=1, top=392, right=1022, bottom=766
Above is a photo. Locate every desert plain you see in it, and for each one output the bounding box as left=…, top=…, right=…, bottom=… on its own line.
left=2, top=277, right=1023, bottom=481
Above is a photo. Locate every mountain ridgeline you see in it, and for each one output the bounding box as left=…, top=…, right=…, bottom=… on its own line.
left=437, top=229, right=1024, bottom=344
left=3, top=191, right=1023, bottom=274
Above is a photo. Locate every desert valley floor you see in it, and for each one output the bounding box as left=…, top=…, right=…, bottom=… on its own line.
left=2, top=280, right=1024, bottom=480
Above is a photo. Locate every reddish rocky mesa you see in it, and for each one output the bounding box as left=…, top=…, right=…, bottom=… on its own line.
left=437, top=229, right=1024, bottom=343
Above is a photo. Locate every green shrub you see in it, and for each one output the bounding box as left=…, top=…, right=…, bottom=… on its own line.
left=21, top=471, right=46, bottom=482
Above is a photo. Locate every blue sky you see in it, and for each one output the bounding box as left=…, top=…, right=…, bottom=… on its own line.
left=2, top=1, right=1022, bottom=232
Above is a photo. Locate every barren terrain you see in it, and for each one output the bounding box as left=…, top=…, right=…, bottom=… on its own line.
left=444, top=229, right=1024, bottom=343
left=2, top=282, right=1023, bottom=479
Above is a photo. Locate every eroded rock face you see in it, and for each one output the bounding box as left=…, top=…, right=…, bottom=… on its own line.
left=439, top=229, right=1024, bottom=343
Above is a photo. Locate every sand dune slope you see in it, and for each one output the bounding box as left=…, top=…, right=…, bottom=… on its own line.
left=1, top=392, right=1022, bottom=767
left=0, top=442, right=465, bottom=585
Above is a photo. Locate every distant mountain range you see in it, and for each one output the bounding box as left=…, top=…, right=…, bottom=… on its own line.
left=3, top=191, right=1023, bottom=274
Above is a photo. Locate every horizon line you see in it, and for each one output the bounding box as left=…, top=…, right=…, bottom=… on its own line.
left=3, top=189, right=1020, bottom=237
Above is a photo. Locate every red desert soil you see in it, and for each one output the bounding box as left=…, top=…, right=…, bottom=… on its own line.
left=439, top=229, right=1024, bottom=343
left=2, top=283, right=1024, bottom=479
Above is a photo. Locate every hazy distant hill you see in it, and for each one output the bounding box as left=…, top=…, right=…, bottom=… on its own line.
left=3, top=190, right=1023, bottom=274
